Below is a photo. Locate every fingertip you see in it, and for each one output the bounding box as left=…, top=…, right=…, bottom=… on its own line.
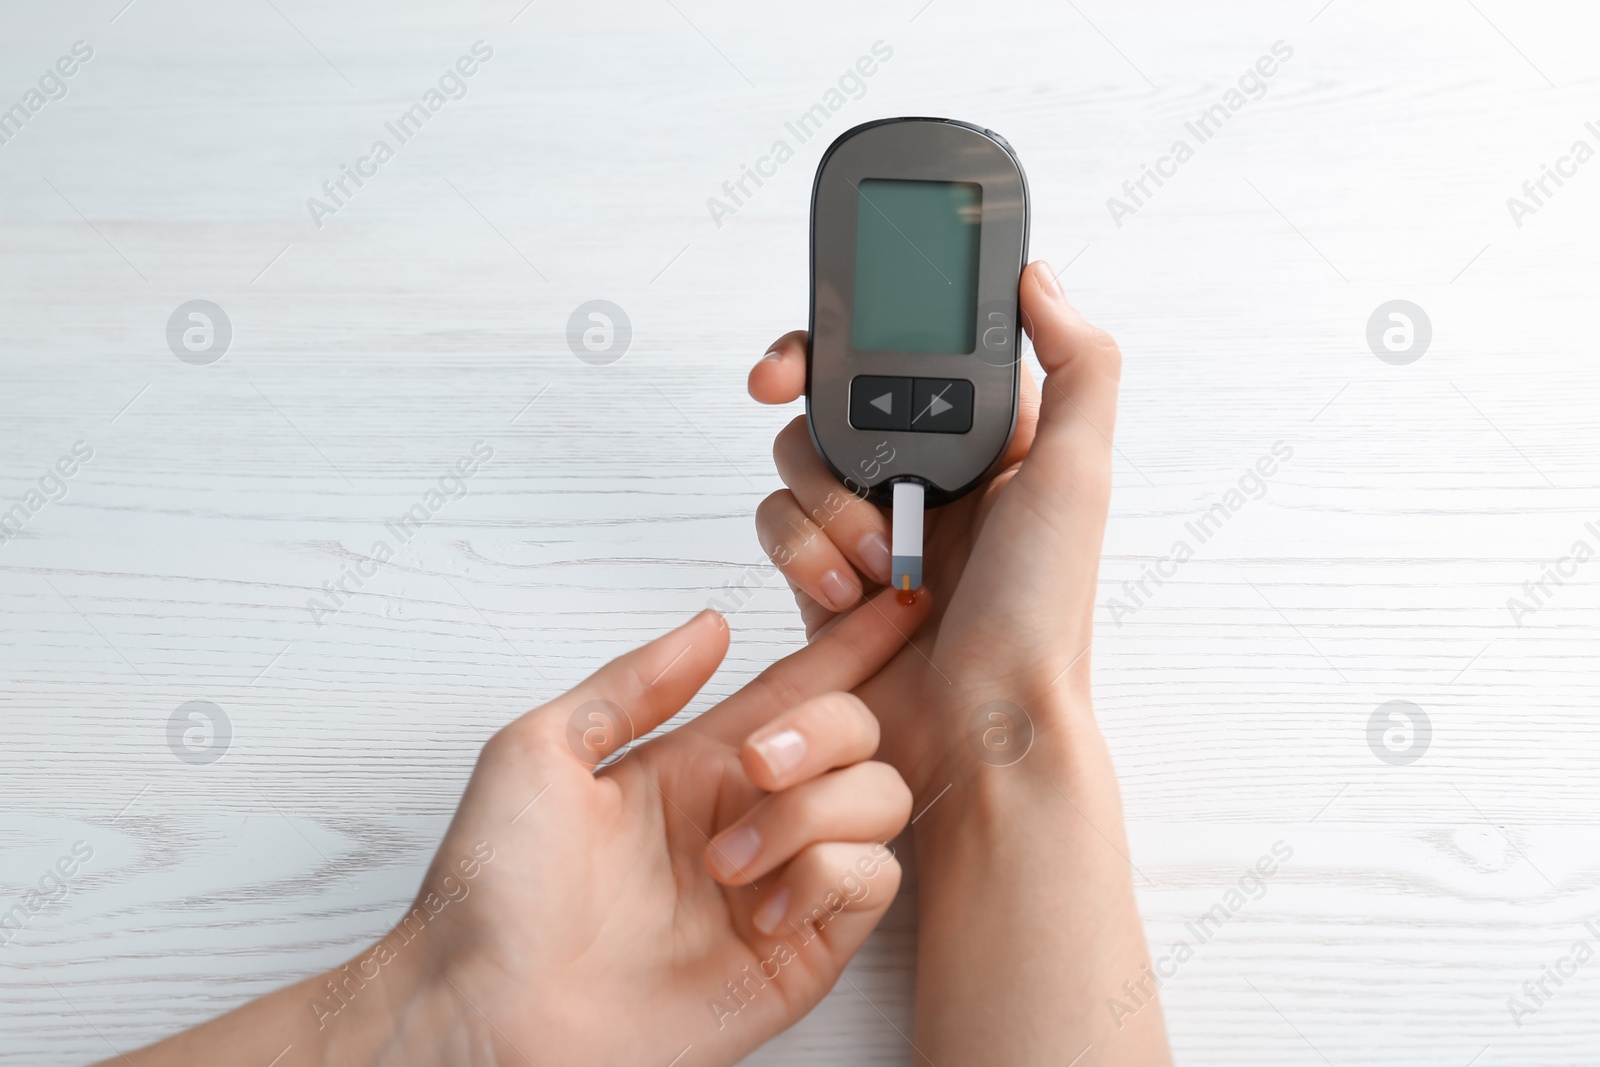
left=642, top=607, right=730, bottom=696
left=684, top=605, right=728, bottom=640
left=693, top=606, right=733, bottom=662
left=748, top=335, right=807, bottom=405
left=746, top=357, right=785, bottom=404
left=816, top=584, right=932, bottom=658
left=883, top=581, right=934, bottom=622
left=1025, top=259, right=1067, bottom=304
left=1019, top=265, right=1075, bottom=369
left=1020, top=259, right=1119, bottom=380
left=749, top=366, right=801, bottom=405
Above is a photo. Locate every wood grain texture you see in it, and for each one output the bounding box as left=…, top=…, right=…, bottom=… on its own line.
left=3, top=0, right=1599, bottom=1063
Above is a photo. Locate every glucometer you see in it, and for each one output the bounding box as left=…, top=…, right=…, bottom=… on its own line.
left=805, top=117, right=1028, bottom=595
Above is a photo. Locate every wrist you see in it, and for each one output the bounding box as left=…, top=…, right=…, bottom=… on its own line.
left=916, top=684, right=1120, bottom=851
left=931, top=671, right=1100, bottom=775
left=300, top=932, right=466, bottom=1067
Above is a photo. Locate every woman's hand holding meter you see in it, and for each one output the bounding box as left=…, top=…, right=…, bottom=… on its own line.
left=749, top=260, right=1119, bottom=795
left=750, top=261, right=1173, bottom=1065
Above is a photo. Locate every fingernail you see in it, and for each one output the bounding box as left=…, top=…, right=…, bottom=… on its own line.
left=760, top=349, right=783, bottom=362
left=1037, top=262, right=1065, bottom=302
left=857, top=532, right=891, bottom=584
left=711, top=826, right=761, bottom=879
left=751, top=727, right=807, bottom=778
left=819, top=568, right=860, bottom=611
left=752, top=887, right=789, bottom=935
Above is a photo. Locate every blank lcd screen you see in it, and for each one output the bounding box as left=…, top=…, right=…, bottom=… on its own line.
left=851, top=179, right=982, bottom=354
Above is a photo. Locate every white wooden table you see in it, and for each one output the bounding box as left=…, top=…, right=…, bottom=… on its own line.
left=3, top=1, right=1599, bottom=1063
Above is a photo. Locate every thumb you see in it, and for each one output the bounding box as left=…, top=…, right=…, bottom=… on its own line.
left=541, top=608, right=731, bottom=767
left=1014, top=260, right=1123, bottom=492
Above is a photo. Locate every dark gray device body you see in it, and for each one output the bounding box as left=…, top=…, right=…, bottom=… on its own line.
left=806, top=117, right=1029, bottom=508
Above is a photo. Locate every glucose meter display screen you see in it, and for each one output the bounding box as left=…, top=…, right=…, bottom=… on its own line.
left=851, top=179, right=982, bottom=354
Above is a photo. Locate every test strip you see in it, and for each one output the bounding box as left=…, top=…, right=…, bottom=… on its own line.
left=891, top=480, right=924, bottom=591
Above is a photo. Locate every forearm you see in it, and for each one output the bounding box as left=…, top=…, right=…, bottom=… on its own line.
left=95, top=936, right=470, bottom=1067
left=913, top=698, right=1171, bottom=1066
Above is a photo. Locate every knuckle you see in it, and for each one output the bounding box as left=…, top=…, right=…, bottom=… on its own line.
left=755, top=489, right=794, bottom=525
left=816, top=691, right=876, bottom=747
left=862, top=761, right=913, bottom=820
left=842, top=842, right=901, bottom=899
left=749, top=669, right=809, bottom=729
left=771, top=784, right=823, bottom=839
left=479, top=727, right=513, bottom=766
left=757, top=496, right=817, bottom=569
left=1086, top=326, right=1123, bottom=378
left=772, top=415, right=809, bottom=467
left=870, top=851, right=904, bottom=893
left=807, top=488, right=850, bottom=531
left=864, top=843, right=902, bottom=880
left=773, top=417, right=824, bottom=485
left=481, top=717, right=547, bottom=767
left=790, top=842, right=834, bottom=883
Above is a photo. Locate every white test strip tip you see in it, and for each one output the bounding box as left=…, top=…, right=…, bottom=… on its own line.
left=890, top=480, right=924, bottom=591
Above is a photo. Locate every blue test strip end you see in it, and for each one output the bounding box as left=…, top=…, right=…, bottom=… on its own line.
left=891, top=555, right=922, bottom=591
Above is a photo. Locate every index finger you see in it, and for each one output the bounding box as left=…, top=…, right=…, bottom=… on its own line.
left=689, top=586, right=931, bottom=746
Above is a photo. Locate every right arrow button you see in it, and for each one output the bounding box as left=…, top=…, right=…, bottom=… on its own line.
left=911, top=378, right=974, bottom=434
